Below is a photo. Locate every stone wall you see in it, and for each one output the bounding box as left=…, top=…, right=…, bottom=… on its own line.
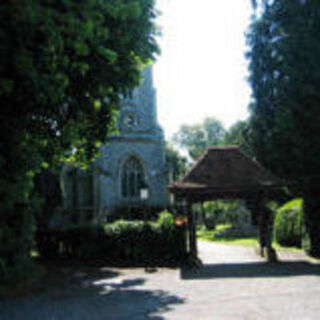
left=62, top=65, right=168, bottom=222
left=95, top=137, right=168, bottom=215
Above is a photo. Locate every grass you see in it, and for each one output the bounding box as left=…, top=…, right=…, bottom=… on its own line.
left=272, top=242, right=303, bottom=252
left=197, top=226, right=258, bottom=246
left=215, top=237, right=259, bottom=246
left=196, top=224, right=303, bottom=250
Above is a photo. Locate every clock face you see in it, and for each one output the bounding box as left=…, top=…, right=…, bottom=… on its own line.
left=123, top=113, right=138, bottom=127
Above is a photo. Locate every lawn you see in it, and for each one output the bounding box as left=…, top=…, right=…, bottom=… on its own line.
left=196, top=224, right=302, bottom=251
left=197, top=224, right=258, bottom=246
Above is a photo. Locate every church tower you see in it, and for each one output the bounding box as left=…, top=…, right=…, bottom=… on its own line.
left=63, top=66, right=168, bottom=222
left=95, top=65, right=168, bottom=217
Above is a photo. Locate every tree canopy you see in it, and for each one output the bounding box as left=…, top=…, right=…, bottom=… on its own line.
left=172, top=117, right=226, bottom=161
left=247, top=0, right=320, bottom=256
left=0, top=0, right=159, bottom=280
left=1, top=0, right=158, bottom=168
left=165, top=143, right=187, bottom=182
left=172, top=117, right=250, bottom=162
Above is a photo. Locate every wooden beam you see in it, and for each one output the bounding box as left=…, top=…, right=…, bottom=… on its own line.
left=187, top=200, right=197, bottom=258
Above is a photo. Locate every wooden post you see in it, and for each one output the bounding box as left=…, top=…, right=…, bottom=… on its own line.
left=257, top=195, right=277, bottom=262
left=257, top=207, right=267, bottom=257
left=187, top=200, right=197, bottom=258
left=265, top=207, right=277, bottom=262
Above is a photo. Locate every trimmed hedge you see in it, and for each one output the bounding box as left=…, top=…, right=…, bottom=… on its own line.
left=36, top=215, right=187, bottom=266
left=274, top=198, right=303, bottom=248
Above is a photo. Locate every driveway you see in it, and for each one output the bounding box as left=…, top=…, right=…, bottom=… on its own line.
left=1, top=241, right=319, bottom=320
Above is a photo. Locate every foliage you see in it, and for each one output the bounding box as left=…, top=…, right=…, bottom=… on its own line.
left=197, top=223, right=305, bottom=250
left=157, top=210, right=174, bottom=227
left=203, top=200, right=251, bottom=227
left=197, top=224, right=258, bottom=246
left=274, top=198, right=303, bottom=248
left=247, top=0, right=320, bottom=256
left=203, top=201, right=225, bottom=227
left=201, top=210, right=216, bottom=230
left=0, top=0, right=159, bottom=280
left=172, top=117, right=226, bottom=160
left=36, top=218, right=186, bottom=266
left=172, top=118, right=253, bottom=162
left=165, top=143, right=187, bottom=181
left=224, top=120, right=253, bottom=156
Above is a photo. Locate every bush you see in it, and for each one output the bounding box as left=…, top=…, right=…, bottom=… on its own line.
left=107, top=206, right=165, bottom=222
left=274, top=198, right=303, bottom=247
left=203, top=200, right=250, bottom=229
left=157, top=210, right=174, bottom=227
left=36, top=217, right=186, bottom=266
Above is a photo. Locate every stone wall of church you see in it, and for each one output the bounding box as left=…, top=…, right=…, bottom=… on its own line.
left=95, top=137, right=168, bottom=215
left=62, top=65, right=168, bottom=222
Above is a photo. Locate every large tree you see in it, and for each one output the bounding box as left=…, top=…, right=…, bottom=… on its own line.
left=173, top=117, right=226, bottom=161
left=247, top=0, right=320, bottom=256
left=224, top=120, right=253, bottom=156
left=0, top=0, right=158, bottom=279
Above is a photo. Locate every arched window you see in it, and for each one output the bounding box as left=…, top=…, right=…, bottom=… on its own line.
left=121, top=157, right=145, bottom=199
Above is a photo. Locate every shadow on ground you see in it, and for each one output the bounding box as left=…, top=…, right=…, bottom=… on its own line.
left=0, top=265, right=184, bottom=320
left=181, top=261, right=320, bottom=280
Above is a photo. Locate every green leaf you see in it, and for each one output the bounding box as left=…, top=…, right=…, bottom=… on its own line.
left=74, top=42, right=90, bottom=56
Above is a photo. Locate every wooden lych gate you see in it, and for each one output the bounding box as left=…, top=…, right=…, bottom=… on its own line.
left=168, top=146, right=284, bottom=262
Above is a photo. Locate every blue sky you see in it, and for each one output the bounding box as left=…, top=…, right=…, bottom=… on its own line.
left=153, top=0, right=253, bottom=139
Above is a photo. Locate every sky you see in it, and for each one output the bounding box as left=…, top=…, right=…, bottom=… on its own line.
left=153, top=0, right=253, bottom=139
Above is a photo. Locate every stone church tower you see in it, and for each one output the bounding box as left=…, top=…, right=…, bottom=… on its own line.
left=63, top=66, right=168, bottom=222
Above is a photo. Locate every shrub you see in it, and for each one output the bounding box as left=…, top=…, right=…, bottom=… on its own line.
left=274, top=198, right=303, bottom=247
left=203, top=200, right=250, bottom=229
left=157, top=210, right=174, bottom=227
left=36, top=218, right=186, bottom=266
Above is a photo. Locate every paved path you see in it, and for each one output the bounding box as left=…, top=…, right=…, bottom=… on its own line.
left=1, top=242, right=320, bottom=320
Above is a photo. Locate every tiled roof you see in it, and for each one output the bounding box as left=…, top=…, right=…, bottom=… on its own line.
left=169, top=146, right=283, bottom=197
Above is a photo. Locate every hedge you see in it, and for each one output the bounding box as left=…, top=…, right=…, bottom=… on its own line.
left=36, top=214, right=187, bottom=266
left=274, top=198, right=303, bottom=248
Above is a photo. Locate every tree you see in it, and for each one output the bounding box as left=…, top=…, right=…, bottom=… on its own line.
left=224, top=120, right=253, bottom=156
left=173, top=117, right=226, bottom=161
left=0, top=0, right=158, bottom=279
left=247, top=0, right=320, bottom=256
left=165, top=143, right=187, bottom=182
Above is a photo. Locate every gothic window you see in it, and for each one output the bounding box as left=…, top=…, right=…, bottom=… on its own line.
left=121, top=157, right=145, bottom=199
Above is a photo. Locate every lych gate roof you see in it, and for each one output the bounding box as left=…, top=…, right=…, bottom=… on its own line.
left=169, top=146, right=283, bottom=200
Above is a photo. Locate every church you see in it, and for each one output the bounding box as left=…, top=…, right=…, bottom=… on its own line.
left=63, top=66, right=169, bottom=223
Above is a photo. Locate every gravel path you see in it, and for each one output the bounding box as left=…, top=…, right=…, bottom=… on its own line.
left=1, top=241, right=319, bottom=320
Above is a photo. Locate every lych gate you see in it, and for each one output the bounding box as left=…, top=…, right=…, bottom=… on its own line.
left=169, top=146, right=284, bottom=262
